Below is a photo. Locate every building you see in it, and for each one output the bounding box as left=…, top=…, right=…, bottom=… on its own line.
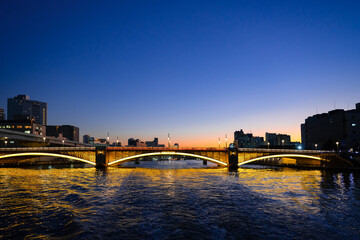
left=146, top=138, right=159, bottom=147
left=265, top=132, right=291, bottom=147
left=234, top=130, right=251, bottom=148
left=301, top=103, right=360, bottom=150
left=128, top=138, right=146, bottom=147
left=46, top=125, right=79, bottom=142
left=250, top=136, right=264, bottom=148
left=0, top=119, right=45, bottom=136
left=7, top=95, right=47, bottom=125
left=0, top=108, right=4, bottom=120
left=234, top=130, right=263, bottom=148
left=265, top=133, right=277, bottom=146
left=277, top=134, right=291, bottom=146
left=83, top=135, right=95, bottom=145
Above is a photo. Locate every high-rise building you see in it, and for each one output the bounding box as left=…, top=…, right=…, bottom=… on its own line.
left=146, top=138, right=159, bottom=147
left=46, top=125, right=79, bottom=142
left=7, top=95, right=47, bottom=125
left=301, top=102, right=360, bottom=150
left=265, top=132, right=291, bottom=147
left=265, top=133, right=277, bottom=146
left=128, top=138, right=146, bottom=147
left=0, top=108, right=4, bottom=120
left=234, top=130, right=263, bottom=148
left=83, top=134, right=95, bottom=145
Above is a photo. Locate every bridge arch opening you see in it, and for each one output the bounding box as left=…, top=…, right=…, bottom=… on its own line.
left=0, top=152, right=96, bottom=166
left=238, top=154, right=325, bottom=167
left=108, top=152, right=228, bottom=167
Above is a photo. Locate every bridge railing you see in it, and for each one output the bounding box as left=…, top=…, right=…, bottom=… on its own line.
left=0, top=147, right=96, bottom=151
left=106, top=147, right=228, bottom=151
left=238, top=148, right=332, bottom=154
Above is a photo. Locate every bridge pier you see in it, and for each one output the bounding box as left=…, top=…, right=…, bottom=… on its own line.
left=203, top=160, right=207, bottom=165
left=95, top=146, right=108, bottom=167
left=228, top=147, right=239, bottom=171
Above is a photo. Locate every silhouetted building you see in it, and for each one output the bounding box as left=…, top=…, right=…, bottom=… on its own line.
left=234, top=130, right=263, bottom=148
left=128, top=138, right=146, bottom=147
left=0, top=119, right=45, bottom=135
left=265, top=132, right=291, bottom=147
left=47, top=125, right=79, bottom=142
left=251, top=136, right=264, bottom=148
left=83, top=135, right=95, bottom=145
left=265, top=133, right=277, bottom=146
left=301, top=102, right=360, bottom=150
left=7, top=95, right=47, bottom=125
left=277, top=134, right=291, bottom=146
left=146, top=137, right=159, bottom=147
left=0, top=108, right=4, bottom=120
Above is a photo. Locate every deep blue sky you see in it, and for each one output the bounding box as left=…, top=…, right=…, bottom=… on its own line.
left=1, top=0, right=359, bottom=146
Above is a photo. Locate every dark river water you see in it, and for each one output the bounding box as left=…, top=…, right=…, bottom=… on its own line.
left=1, top=160, right=360, bottom=239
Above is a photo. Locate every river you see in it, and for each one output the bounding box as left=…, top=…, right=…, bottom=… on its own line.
left=1, top=160, right=360, bottom=239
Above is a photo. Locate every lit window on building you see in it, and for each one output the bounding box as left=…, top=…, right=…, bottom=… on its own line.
left=25, top=130, right=30, bottom=134
left=352, top=123, right=356, bottom=127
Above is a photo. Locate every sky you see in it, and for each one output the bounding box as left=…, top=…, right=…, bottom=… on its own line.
left=0, top=0, right=359, bottom=147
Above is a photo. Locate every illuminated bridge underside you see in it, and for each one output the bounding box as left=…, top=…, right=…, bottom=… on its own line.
left=238, top=154, right=324, bottom=166
left=108, top=152, right=228, bottom=166
left=0, top=152, right=96, bottom=165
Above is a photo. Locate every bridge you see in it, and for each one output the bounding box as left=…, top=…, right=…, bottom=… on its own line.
left=0, top=146, right=355, bottom=169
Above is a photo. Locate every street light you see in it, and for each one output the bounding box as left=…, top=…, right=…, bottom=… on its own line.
left=336, top=142, right=339, bottom=151
left=62, top=140, right=65, bottom=147
left=4, top=140, right=8, bottom=148
left=168, top=133, right=171, bottom=148
left=267, top=142, right=270, bottom=149
left=282, top=140, right=285, bottom=149
left=43, top=137, right=46, bottom=147
left=225, top=134, right=228, bottom=148
left=315, top=143, right=318, bottom=150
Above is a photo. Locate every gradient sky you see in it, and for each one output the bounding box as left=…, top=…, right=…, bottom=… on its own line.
left=1, top=0, right=359, bottom=147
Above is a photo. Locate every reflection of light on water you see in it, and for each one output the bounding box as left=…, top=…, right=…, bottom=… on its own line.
left=236, top=167, right=323, bottom=213
left=1, top=164, right=360, bottom=239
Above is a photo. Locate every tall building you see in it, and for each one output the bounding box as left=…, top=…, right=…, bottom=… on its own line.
left=7, top=95, right=47, bottom=125
left=265, top=132, right=291, bottom=147
left=0, top=108, right=4, bottom=120
left=234, top=130, right=263, bottom=148
left=146, top=138, right=159, bottom=147
left=128, top=138, right=146, bottom=147
left=83, top=134, right=95, bottom=145
left=46, top=125, right=79, bottom=142
left=301, top=103, right=360, bottom=150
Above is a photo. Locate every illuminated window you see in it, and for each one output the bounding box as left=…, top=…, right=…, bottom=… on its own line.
left=6, top=125, right=10, bottom=128
left=352, top=123, right=356, bottom=127
left=25, top=130, right=30, bottom=134
left=17, top=126, right=23, bottom=128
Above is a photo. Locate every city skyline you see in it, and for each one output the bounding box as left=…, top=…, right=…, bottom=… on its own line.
left=1, top=1, right=359, bottom=147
